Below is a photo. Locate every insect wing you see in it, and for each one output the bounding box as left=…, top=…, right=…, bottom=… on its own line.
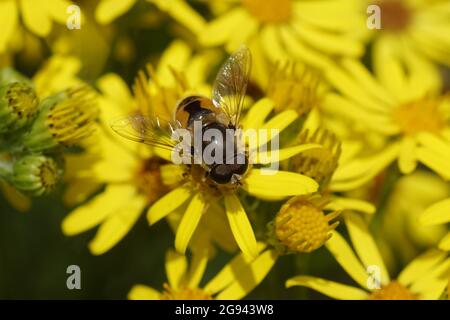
left=110, top=115, right=180, bottom=151
left=212, top=46, right=251, bottom=127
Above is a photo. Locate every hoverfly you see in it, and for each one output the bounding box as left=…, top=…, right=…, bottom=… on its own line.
left=111, top=46, right=251, bottom=186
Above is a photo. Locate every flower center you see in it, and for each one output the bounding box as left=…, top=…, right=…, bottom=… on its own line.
left=376, top=0, right=411, bottom=31
left=393, top=97, right=446, bottom=135
left=242, top=0, right=291, bottom=24
left=5, top=82, right=39, bottom=119
left=39, top=159, right=60, bottom=189
left=160, top=283, right=212, bottom=300
left=135, top=157, right=169, bottom=203
left=273, top=196, right=339, bottom=253
left=370, top=281, right=417, bottom=300
left=267, top=62, right=320, bottom=116
left=291, top=128, right=341, bottom=189
left=46, top=87, right=98, bottom=146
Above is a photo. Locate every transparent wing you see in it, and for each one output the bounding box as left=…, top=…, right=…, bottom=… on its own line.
left=212, top=46, right=251, bottom=127
left=110, top=114, right=180, bottom=151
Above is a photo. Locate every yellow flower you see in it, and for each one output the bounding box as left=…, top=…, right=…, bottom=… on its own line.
left=379, top=171, right=449, bottom=265
left=322, top=58, right=450, bottom=180
left=197, top=0, right=366, bottom=71
left=287, top=212, right=450, bottom=300
left=266, top=194, right=340, bottom=254
left=128, top=245, right=277, bottom=300
left=61, top=41, right=221, bottom=255
left=0, top=0, right=75, bottom=53
left=94, top=0, right=205, bottom=35
left=364, top=0, right=450, bottom=70
left=421, top=197, right=450, bottom=251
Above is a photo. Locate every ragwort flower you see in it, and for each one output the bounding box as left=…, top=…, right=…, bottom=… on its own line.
left=129, top=245, right=277, bottom=300
left=287, top=212, right=450, bottom=299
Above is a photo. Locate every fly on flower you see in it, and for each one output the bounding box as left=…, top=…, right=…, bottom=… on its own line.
left=110, top=46, right=320, bottom=258
left=111, top=46, right=251, bottom=186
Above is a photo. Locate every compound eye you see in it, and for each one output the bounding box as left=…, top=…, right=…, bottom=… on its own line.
left=209, top=164, right=233, bottom=184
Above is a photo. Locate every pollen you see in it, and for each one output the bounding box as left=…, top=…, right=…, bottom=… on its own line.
left=135, top=157, right=170, bottom=203
left=267, top=62, right=321, bottom=116
left=291, top=128, right=341, bottom=189
left=39, top=158, right=60, bottom=189
left=376, top=0, right=412, bottom=31
left=273, top=196, right=340, bottom=253
left=160, top=283, right=213, bottom=300
left=5, top=82, right=39, bottom=120
left=242, top=0, right=291, bottom=24
left=369, top=281, right=417, bottom=300
left=393, top=97, right=446, bottom=135
left=46, top=86, right=98, bottom=146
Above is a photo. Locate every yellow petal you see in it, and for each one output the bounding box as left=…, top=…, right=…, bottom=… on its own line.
left=373, top=35, right=407, bottom=100
left=175, top=192, right=206, bottom=254
left=204, top=243, right=267, bottom=294
left=259, top=110, right=298, bottom=144
left=95, top=0, right=136, bottom=24
left=198, top=8, right=248, bottom=46
left=47, top=0, right=75, bottom=24
left=187, top=248, right=209, bottom=288
left=420, top=198, right=450, bottom=225
left=243, top=169, right=318, bottom=198
left=20, top=0, right=51, bottom=36
left=224, top=194, right=258, bottom=259
left=416, top=146, right=450, bottom=180
left=160, top=164, right=185, bottom=186
left=0, top=0, right=17, bottom=52
left=325, top=231, right=368, bottom=288
left=165, top=249, right=188, bottom=289
left=344, top=212, right=390, bottom=285
left=62, top=184, right=137, bottom=235
left=33, top=55, right=82, bottom=96
left=438, top=232, right=450, bottom=251
left=278, top=26, right=330, bottom=69
left=97, top=73, right=134, bottom=119
left=398, top=249, right=447, bottom=287
left=150, top=0, right=206, bottom=34
left=254, top=144, right=322, bottom=165
left=147, top=185, right=192, bottom=225
left=242, top=98, right=274, bottom=130
left=216, top=249, right=278, bottom=300
left=89, top=195, right=146, bottom=255
left=326, top=197, right=375, bottom=215
left=286, top=276, right=368, bottom=300
left=128, top=285, right=160, bottom=300
left=291, top=20, right=363, bottom=56
left=409, top=258, right=450, bottom=299
left=398, top=136, right=417, bottom=174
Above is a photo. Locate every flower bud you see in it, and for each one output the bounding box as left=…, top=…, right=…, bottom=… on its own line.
left=267, top=195, right=340, bottom=254
left=0, top=82, right=39, bottom=133
left=12, top=154, right=63, bottom=196
left=22, top=86, right=98, bottom=152
left=291, top=128, right=341, bottom=189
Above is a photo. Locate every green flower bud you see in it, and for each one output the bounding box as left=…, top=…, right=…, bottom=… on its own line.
left=11, top=154, right=63, bottom=196
left=22, top=86, right=98, bottom=152
left=0, top=82, right=39, bottom=133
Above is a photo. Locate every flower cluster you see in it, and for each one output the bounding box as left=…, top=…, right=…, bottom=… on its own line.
left=0, top=0, right=449, bottom=300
